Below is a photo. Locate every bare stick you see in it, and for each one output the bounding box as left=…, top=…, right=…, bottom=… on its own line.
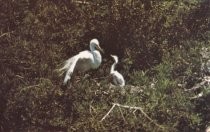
left=114, top=103, right=141, bottom=110
left=133, top=109, right=137, bottom=119
left=73, top=0, right=90, bottom=4
left=189, top=92, right=204, bottom=100
left=184, top=80, right=206, bottom=92
left=118, top=106, right=127, bottom=123
left=100, top=104, right=116, bottom=122
left=185, top=76, right=210, bottom=92
left=89, top=105, right=96, bottom=115
left=113, top=103, right=163, bottom=128
left=20, top=84, right=40, bottom=92
left=15, top=75, right=24, bottom=79
left=0, top=31, right=13, bottom=38
left=100, top=103, right=164, bottom=129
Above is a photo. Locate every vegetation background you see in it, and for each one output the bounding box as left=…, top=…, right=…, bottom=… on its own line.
left=0, top=0, right=210, bottom=131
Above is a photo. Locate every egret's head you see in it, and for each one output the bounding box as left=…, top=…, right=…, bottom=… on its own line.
left=90, top=38, right=104, bottom=53
left=110, top=55, right=118, bottom=63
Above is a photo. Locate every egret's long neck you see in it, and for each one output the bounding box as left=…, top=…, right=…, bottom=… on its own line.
left=90, top=44, right=97, bottom=61
left=90, top=44, right=102, bottom=68
left=90, top=44, right=95, bottom=52
left=110, top=62, right=116, bottom=74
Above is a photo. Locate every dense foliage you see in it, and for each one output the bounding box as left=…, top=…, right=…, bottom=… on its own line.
left=0, top=0, right=210, bottom=131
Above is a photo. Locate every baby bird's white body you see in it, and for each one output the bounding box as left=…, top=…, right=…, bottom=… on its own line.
left=110, top=55, right=125, bottom=87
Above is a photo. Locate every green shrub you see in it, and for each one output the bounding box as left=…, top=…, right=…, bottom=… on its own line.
left=0, top=0, right=209, bottom=131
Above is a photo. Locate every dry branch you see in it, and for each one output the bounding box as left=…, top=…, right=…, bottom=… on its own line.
left=100, top=103, right=164, bottom=129
left=118, top=106, right=126, bottom=123
left=20, top=84, right=40, bottom=92
left=100, top=104, right=116, bottom=122
left=189, top=92, right=204, bottom=99
left=185, top=80, right=206, bottom=92
left=73, top=0, right=90, bottom=5
left=0, top=31, right=13, bottom=38
left=185, top=76, right=210, bottom=92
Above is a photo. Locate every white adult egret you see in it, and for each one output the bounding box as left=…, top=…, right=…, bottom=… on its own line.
left=110, top=55, right=125, bottom=87
left=59, top=39, right=103, bottom=85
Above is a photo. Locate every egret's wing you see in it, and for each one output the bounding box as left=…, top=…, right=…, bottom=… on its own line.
left=76, top=51, right=95, bottom=71
left=59, top=55, right=78, bottom=74
left=78, top=50, right=93, bottom=59
left=63, top=55, right=80, bottom=85
left=59, top=51, right=91, bottom=72
left=62, top=50, right=93, bottom=85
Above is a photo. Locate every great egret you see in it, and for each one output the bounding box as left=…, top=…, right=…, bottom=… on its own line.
left=59, top=39, right=103, bottom=85
left=110, top=55, right=125, bottom=87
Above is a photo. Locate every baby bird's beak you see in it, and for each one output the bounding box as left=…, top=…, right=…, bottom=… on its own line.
left=97, top=45, right=104, bottom=53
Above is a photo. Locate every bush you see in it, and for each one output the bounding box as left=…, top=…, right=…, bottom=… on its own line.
left=0, top=0, right=209, bottom=131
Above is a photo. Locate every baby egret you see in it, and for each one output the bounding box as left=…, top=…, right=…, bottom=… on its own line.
left=110, top=55, right=125, bottom=87
left=59, top=39, right=103, bottom=85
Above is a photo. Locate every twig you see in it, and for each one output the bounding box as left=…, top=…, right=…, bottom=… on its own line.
left=118, top=106, right=127, bottom=123
left=133, top=109, right=137, bottom=119
left=73, top=0, right=90, bottom=4
left=15, top=75, right=24, bottom=79
left=114, top=103, right=142, bottom=110
left=15, top=75, right=26, bottom=85
left=0, top=31, right=13, bottom=38
left=185, top=76, right=210, bottom=92
left=114, top=103, right=163, bottom=129
left=100, top=104, right=116, bottom=122
left=20, top=84, right=40, bottom=92
left=184, top=80, right=206, bottom=92
left=89, top=105, right=96, bottom=115
left=100, top=103, right=164, bottom=129
left=189, top=92, right=204, bottom=100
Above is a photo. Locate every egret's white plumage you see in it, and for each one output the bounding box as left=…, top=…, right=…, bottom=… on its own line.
left=110, top=55, right=125, bottom=87
left=59, top=39, right=103, bottom=85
